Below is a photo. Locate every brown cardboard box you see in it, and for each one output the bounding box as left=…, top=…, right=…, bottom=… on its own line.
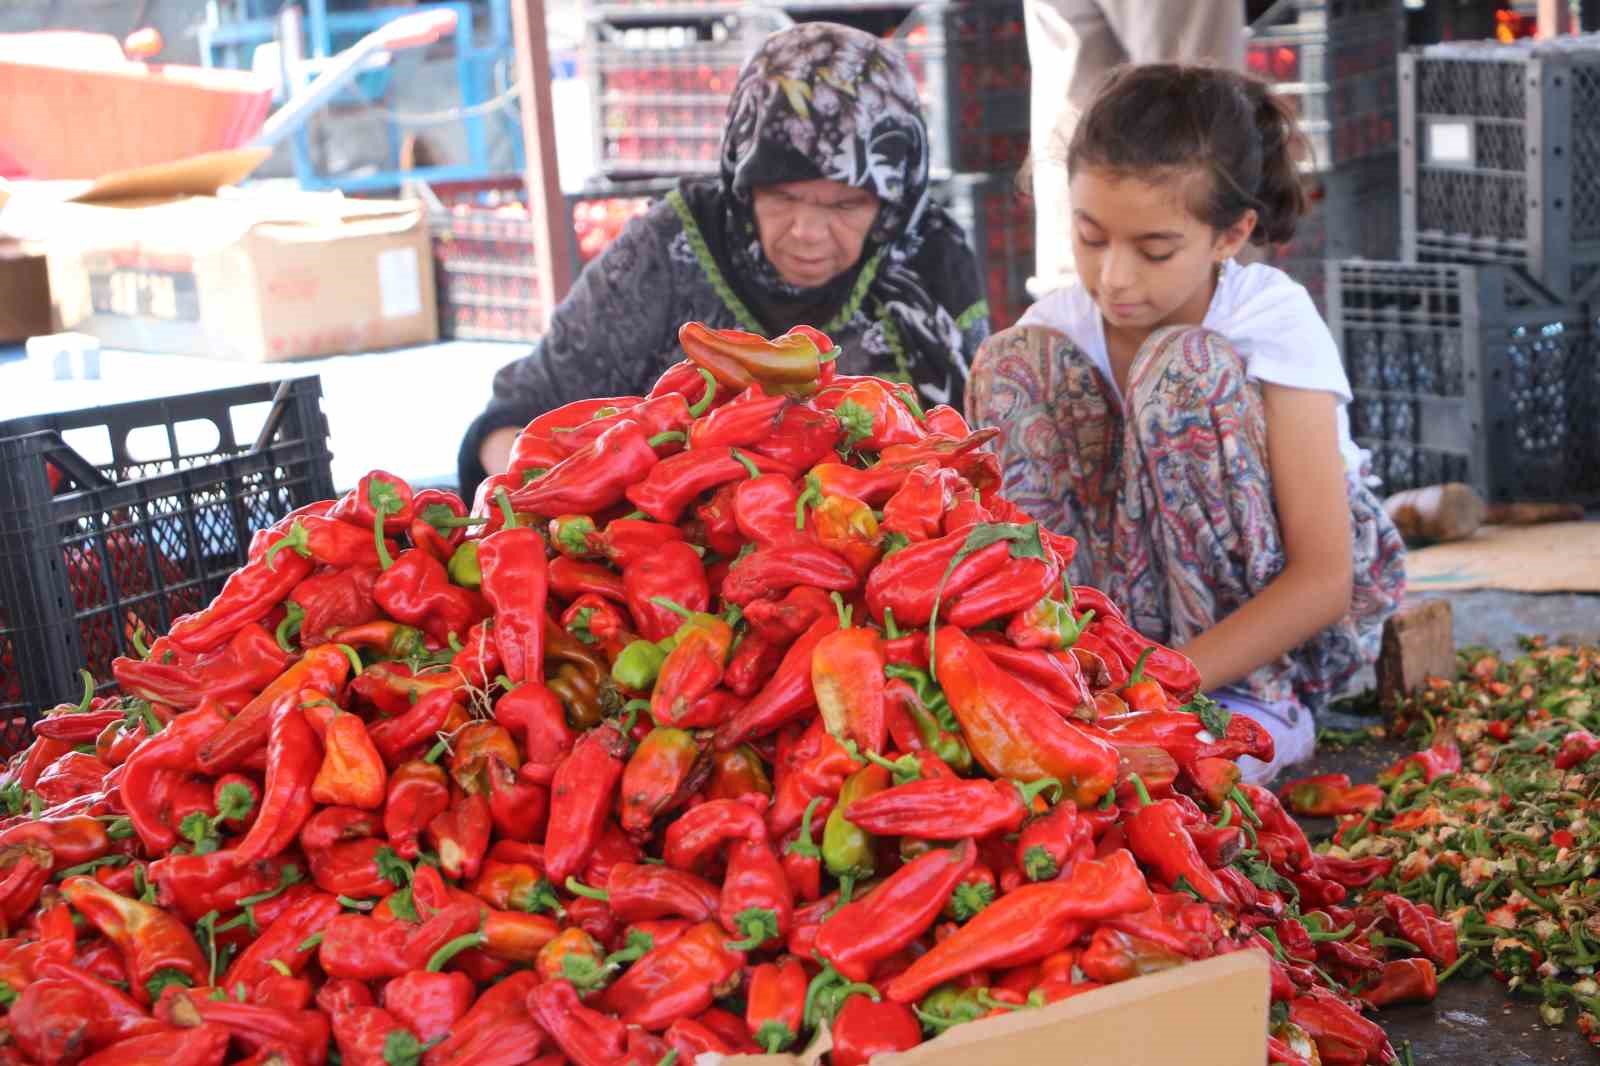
left=0, top=238, right=50, bottom=344
left=19, top=149, right=438, bottom=362
left=730, top=953, right=1270, bottom=1066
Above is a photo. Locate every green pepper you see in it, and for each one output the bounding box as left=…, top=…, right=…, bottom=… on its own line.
left=611, top=639, right=670, bottom=691
left=447, top=541, right=481, bottom=589
left=822, top=764, right=891, bottom=896
left=913, top=984, right=987, bottom=1033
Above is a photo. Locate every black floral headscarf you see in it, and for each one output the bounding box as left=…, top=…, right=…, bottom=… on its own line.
left=677, top=21, right=984, bottom=409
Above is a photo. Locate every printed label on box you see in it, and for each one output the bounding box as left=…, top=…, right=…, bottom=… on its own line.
left=377, top=247, right=422, bottom=319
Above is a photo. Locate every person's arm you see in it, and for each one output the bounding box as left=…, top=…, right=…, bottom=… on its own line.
left=1176, top=382, right=1353, bottom=691
left=458, top=207, right=680, bottom=491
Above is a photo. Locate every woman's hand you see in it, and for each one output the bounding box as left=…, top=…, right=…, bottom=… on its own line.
left=479, top=426, right=520, bottom=478
left=1177, top=383, right=1353, bottom=692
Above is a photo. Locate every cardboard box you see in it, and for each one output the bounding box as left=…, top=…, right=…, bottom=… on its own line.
left=725, top=953, right=1270, bottom=1066
left=0, top=238, right=50, bottom=344
left=21, top=149, right=438, bottom=362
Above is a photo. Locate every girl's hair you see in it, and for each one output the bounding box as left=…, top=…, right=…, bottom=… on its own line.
left=1063, top=63, right=1310, bottom=247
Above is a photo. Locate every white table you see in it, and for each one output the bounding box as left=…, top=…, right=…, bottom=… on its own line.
left=0, top=339, right=526, bottom=492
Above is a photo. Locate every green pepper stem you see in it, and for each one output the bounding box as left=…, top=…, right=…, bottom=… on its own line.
left=1127, top=772, right=1152, bottom=808
left=565, top=876, right=609, bottom=902
left=72, top=669, right=94, bottom=714
left=649, top=596, right=694, bottom=620
left=1229, top=787, right=1263, bottom=827
left=794, top=484, right=822, bottom=531
left=830, top=590, right=853, bottom=629
left=1014, top=777, right=1064, bottom=808
left=275, top=602, right=305, bottom=654
left=688, top=368, right=719, bottom=417
left=883, top=607, right=901, bottom=639
left=129, top=624, right=152, bottom=660
left=334, top=643, right=364, bottom=676
left=648, top=430, right=687, bottom=447
left=863, top=749, right=920, bottom=782
left=426, top=931, right=487, bottom=972
left=262, top=521, right=310, bottom=570
left=493, top=488, right=519, bottom=531
left=729, top=448, right=761, bottom=480
left=1127, top=647, right=1153, bottom=686
left=373, top=508, right=395, bottom=571
left=785, top=797, right=824, bottom=860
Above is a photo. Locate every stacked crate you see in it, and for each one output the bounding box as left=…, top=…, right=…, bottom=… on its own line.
left=1249, top=0, right=1405, bottom=311
left=1323, top=32, right=1600, bottom=499
left=583, top=0, right=1036, bottom=328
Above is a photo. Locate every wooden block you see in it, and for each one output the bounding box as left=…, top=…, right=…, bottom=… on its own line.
left=1378, top=600, right=1455, bottom=711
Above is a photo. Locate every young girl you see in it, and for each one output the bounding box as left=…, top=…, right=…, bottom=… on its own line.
left=965, top=64, right=1407, bottom=782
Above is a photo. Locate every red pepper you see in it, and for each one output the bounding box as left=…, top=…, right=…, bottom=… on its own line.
left=748, top=404, right=844, bottom=470
left=845, top=775, right=1061, bottom=840
left=745, top=957, right=808, bottom=1053
left=588, top=517, right=687, bottom=568
left=547, top=557, right=625, bottom=607
left=1279, top=773, right=1385, bottom=818
left=880, top=466, right=967, bottom=543
left=718, top=838, right=792, bottom=949
left=554, top=393, right=695, bottom=455
left=715, top=614, right=841, bottom=749
left=166, top=535, right=315, bottom=652
left=935, top=627, right=1119, bottom=806
left=77, top=1025, right=231, bottom=1066
left=1124, top=786, right=1231, bottom=905
left=158, top=986, right=331, bottom=1064
left=652, top=614, right=735, bottom=726
left=369, top=687, right=459, bottom=768
left=476, top=524, right=550, bottom=684
left=197, top=643, right=354, bottom=773
left=60, top=876, right=207, bottom=1003
left=113, top=623, right=291, bottom=710
left=1289, top=987, right=1393, bottom=1066
left=408, top=488, right=476, bottom=562
left=690, top=384, right=789, bottom=449
left=120, top=702, right=229, bottom=852
left=1101, top=708, right=1274, bottom=775
left=233, top=693, right=320, bottom=863
left=1016, top=801, right=1095, bottom=882
left=595, top=920, right=746, bottom=1030
left=543, top=724, right=630, bottom=884
left=625, top=446, right=786, bottom=523
left=492, top=682, right=573, bottom=786
left=623, top=541, right=709, bottom=642
left=732, top=473, right=807, bottom=548
left=620, top=727, right=708, bottom=837
left=431, top=971, right=545, bottom=1065
left=664, top=798, right=770, bottom=873
left=811, top=602, right=887, bottom=753
left=1555, top=728, right=1600, bottom=770
left=817, top=839, right=977, bottom=981
left=864, top=527, right=1013, bottom=627
left=724, top=630, right=786, bottom=697
left=743, top=584, right=835, bottom=643
left=567, top=862, right=721, bottom=923
left=1379, top=739, right=1462, bottom=785
left=311, top=711, right=386, bottom=810
left=721, top=542, right=858, bottom=605
left=1361, top=957, right=1438, bottom=1008
left=1382, top=894, right=1458, bottom=968
left=510, top=418, right=665, bottom=517
left=884, top=851, right=1152, bottom=1002
left=428, top=790, right=492, bottom=880
left=223, top=890, right=342, bottom=997
left=831, top=995, right=922, bottom=1066
left=526, top=978, right=624, bottom=1065
left=1005, top=590, right=1097, bottom=652
left=973, top=641, right=1095, bottom=720
left=1086, top=618, right=1202, bottom=703
left=813, top=378, right=924, bottom=451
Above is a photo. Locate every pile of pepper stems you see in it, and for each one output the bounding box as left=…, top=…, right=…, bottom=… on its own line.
left=1279, top=637, right=1600, bottom=1053
left=0, top=320, right=1430, bottom=1066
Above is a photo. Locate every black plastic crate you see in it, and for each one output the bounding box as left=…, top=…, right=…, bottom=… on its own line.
left=1327, top=260, right=1588, bottom=501
left=933, top=171, right=1033, bottom=330
left=1400, top=34, right=1600, bottom=297
left=0, top=379, right=334, bottom=750
left=1262, top=154, right=1400, bottom=309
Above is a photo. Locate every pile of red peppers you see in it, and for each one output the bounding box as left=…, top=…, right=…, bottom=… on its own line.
left=0, top=322, right=1423, bottom=1065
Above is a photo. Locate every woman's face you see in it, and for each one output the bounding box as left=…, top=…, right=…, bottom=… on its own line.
left=753, top=179, right=881, bottom=288
left=1068, top=167, right=1254, bottom=335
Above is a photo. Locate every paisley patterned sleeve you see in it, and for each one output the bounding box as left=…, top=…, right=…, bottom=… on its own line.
left=963, top=325, right=1076, bottom=522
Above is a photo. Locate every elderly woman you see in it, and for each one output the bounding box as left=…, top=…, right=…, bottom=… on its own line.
left=457, top=22, right=990, bottom=495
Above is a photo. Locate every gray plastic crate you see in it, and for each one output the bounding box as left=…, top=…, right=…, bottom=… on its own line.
left=932, top=171, right=1033, bottom=330
left=1327, top=260, right=1588, bottom=500
left=1400, top=33, right=1600, bottom=297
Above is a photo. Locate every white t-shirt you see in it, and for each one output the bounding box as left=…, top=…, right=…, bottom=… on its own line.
left=1017, top=260, right=1366, bottom=477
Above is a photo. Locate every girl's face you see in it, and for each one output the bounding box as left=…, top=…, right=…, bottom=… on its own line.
left=1068, top=167, right=1256, bottom=335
